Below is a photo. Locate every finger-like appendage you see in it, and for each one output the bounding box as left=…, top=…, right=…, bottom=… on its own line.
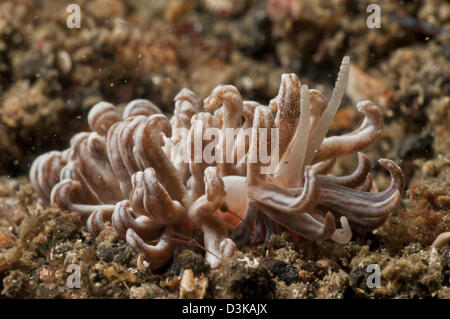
left=318, top=152, right=371, bottom=188
left=318, top=189, right=400, bottom=230
left=231, top=101, right=260, bottom=175
left=50, top=179, right=82, bottom=211
left=129, top=168, right=186, bottom=224
left=275, top=84, right=311, bottom=187
left=106, top=121, right=135, bottom=196
left=252, top=201, right=336, bottom=241
left=242, top=101, right=259, bottom=128
left=357, top=173, right=373, bottom=192
left=188, top=187, right=235, bottom=268
left=204, top=167, right=226, bottom=203
left=59, top=162, right=101, bottom=204
left=188, top=112, right=219, bottom=200
left=104, top=115, right=149, bottom=196
left=126, top=229, right=175, bottom=271
left=50, top=179, right=115, bottom=217
left=187, top=196, right=222, bottom=225
left=313, top=101, right=383, bottom=163
left=30, top=151, right=66, bottom=203
left=111, top=200, right=164, bottom=241
left=205, top=238, right=236, bottom=269
left=270, top=73, right=301, bottom=157
left=118, top=116, right=146, bottom=177
left=311, top=158, right=336, bottom=175
left=319, top=158, right=404, bottom=203
left=134, top=115, right=188, bottom=204
left=70, top=131, right=123, bottom=204
left=319, top=188, right=401, bottom=218
left=175, top=88, right=200, bottom=109
left=378, top=159, right=405, bottom=194
left=204, top=85, right=243, bottom=129
left=202, top=219, right=236, bottom=269
left=248, top=166, right=320, bottom=215
left=172, top=88, right=200, bottom=129
left=304, top=56, right=350, bottom=166
left=87, top=208, right=111, bottom=237
left=331, top=216, right=352, bottom=244
left=122, top=99, right=161, bottom=119
left=165, top=89, right=201, bottom=182
left=88, top=102, right=121, bottom=136
left=205, top=85, right=244, bottom=176
left=247, top=106, right=275, bottom=186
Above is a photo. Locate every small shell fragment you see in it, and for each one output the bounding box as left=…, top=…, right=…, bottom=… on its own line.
left=56, top=50, right=72, bottom=75
left=179, top=269, right=208, bottom=299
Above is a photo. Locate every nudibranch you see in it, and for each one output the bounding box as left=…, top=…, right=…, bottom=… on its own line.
left=30, top=56, right=405, bottom=270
